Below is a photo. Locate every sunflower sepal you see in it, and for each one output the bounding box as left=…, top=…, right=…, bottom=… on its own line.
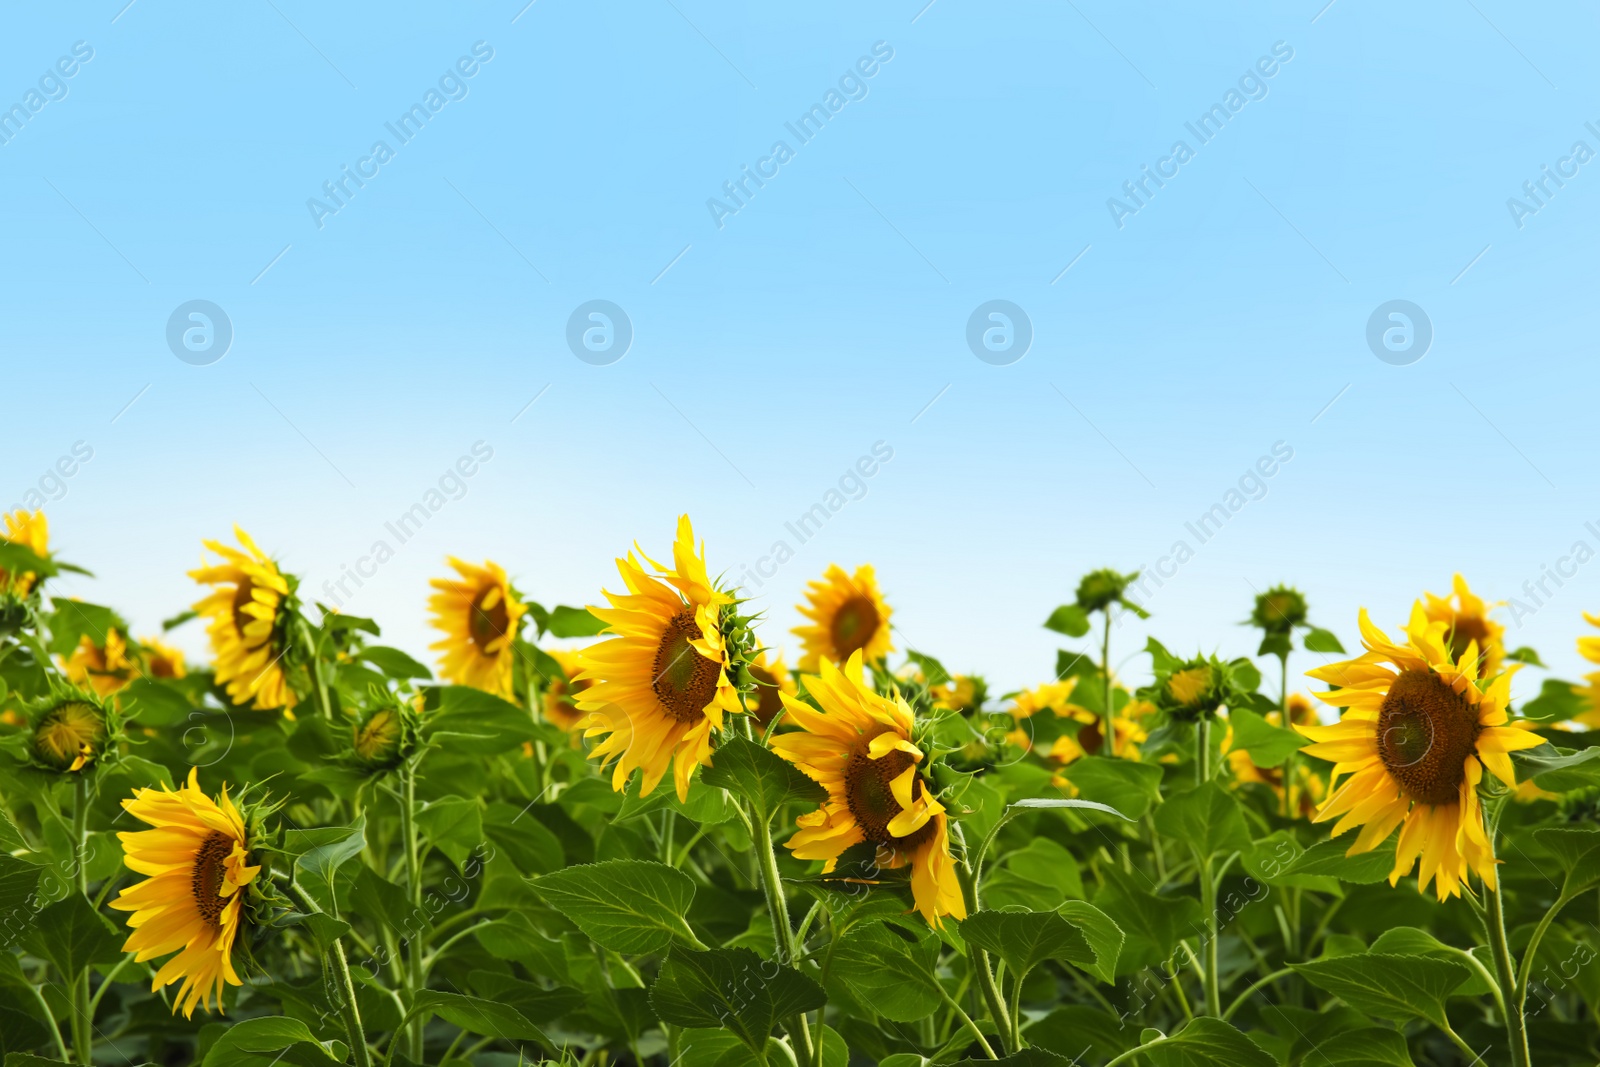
left=6, top=682, right=123, bottom=776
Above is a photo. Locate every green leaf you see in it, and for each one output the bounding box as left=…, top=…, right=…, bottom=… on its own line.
left=360, top=645, right=432, bottom=679
left=1226, top=707, right=1306, bottom=768
left=1057, top=900, right=1124, bottom=984
left=1521, top=679, right=1585, bottom=723
left=650, top=947, right=825, bottom=1054
left=1533, top=825, right=1600, bottom=898
left=5, top=1054, right=74, bottom=1067
left=1504, top=646, right=1545, bottom=668
left=1153, top=782, right=1251, bottom=860
left=416, top=796, right=482, bottom=870
left=1513, top=743, right=1600, bottom=790
left=1278, top=837, right=1396, bottom=885
left=289, top=816, right=366, bottom=904
left=118, top=677, right=196, bottom=725
left=1055, top=757, right=1164, bottom=820
left=1092, top=869, right=1205, bottom=975
left=0, top=856, right=42, bottom=949
left=961, top=910, right=1093, bottom=980
left=905, top=650, right=951, bottom=688
left=424, top=686, right=538, bottom=755
left=24, top=894, right=121, bottom=980
left=953, top=1053, right=1074, bottom=1066
left=1305, top=1026, right=1417, bottom=1066
left=1008, top=797, right=1135, bottom=821
left=1291, top=953, right=1469, bottom=1028
left=828, top=920, right=944, bottom=1022
left=407, top=989, right=549, bottom=1044
left=546, top=604, right=608, bottom=637
left=1302, top=627, right=1346, bottom=654
left=701, top=736, right=826, bottom=820
left=1142, top=1017, right=1275, bottom=1067
left=1367, top=928, right=1491, bottom=996
left=44, top=600, right=122, bottom=657
left=349, top=867, right=429, bottom=938
left=1256, top=632, right=1292, bottom=659
left=199, top=1018, right=346, bottom=1067
left=532, top=859, right=703, bottom=953
left=1044, top=605, right=1092, bottom=638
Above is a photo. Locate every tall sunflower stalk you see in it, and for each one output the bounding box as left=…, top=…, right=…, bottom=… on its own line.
left=1045, top=569, right=1147, bottom=759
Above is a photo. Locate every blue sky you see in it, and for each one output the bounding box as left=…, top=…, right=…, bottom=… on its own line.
left=3, top=0, right=1597, bottom=702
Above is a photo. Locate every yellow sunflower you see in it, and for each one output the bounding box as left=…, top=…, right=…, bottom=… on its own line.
left=139, top=637, right=188, bottom=680
left=1222, top=714, right=1325, bottom=817
left=746, top=649, right=797, bottom=730
left=189, top=528, right=297, bottom=712
left=1, top=509, right=49, bottom=595
left=541, top=648, right=593, bottom=732
left=770, top=651, right=966, bottom=928
left=428, top=558, right=527, bottom=700
left=33, top=700, right=107, bottom=772
left=1422, top=574, right=1505, bottom=679
left=575, top=515, right=742, bottom=801
left=109, top=768, right=260, bottom=1018
left=793, top=564, right=893, bottom=672
left=1010, top=679, right=1080, bottom=721
left=1574, top=613, right=1600, bottom=728
left=1297, top=604, right=1545, bottom=900
left=60, top=627, right=135, bottom=697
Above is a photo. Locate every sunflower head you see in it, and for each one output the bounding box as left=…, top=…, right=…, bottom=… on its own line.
left=190, top=527, right=302, bottom=712
left=428, top=557, right=528, bottom=700
left=60, top=627, right=135, bottom=698
left=1250, top=585, right=1308, bottom=634
left=1297, top=603, right=1546, bottom=899
left=793, top=563, right=893, bottom=672
left=769, top=651, right=966, bottom=927
left=0, top=509, right=51, bottom=597
left=351, top=699, right=418, bottom=768
left=1074, top=567, right=1141, bottom=615
left=109, top=768, right=263, bottom=1017
left=1145, top=651, right=1249, bottom=722
left=31, top=696, right=110, bottom=772
left=576, top=515, right=751, bottom=801
left=539, top=648, right=593, bottom=731
left=744, top=649, right=797, bottom=729
left=1009, top=679, right=1080, bottom=721
left=1422, top=574, right=1504, bottom=680
left=139, top=637, right=188, bottom=680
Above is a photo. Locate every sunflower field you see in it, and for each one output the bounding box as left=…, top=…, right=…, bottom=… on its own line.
left=2, top=510, right=1600, bottom=1067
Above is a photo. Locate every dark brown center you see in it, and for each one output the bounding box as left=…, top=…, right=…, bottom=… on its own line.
left=468, top=586, right=510, bottom=653
left=652, top=610, right=719, bottom=724
left=844, top=748, right=936, bottom=850
left=1077, top=721, right=1103, bottom=756
left=829, top=595, right=881, bottom=658
left=1377, top=668, right=1479, bottom=805
left=1447, top=615, right=1492, bottom=674
left=191, top=832, right=234, bottom=924
left=231, top=579, right=256, bottom=637
left=749, top=665, right=784, bottom=727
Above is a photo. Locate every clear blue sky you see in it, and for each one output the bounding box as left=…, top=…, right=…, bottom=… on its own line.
left=3, top=0, right=1597, bottom=702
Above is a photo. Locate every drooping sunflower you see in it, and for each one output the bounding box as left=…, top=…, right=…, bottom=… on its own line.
left=541, top=648, right=593, bottom=732
left=109, top=768, right=261, bottom=1018
left=139, top=637, right=188, bottom=680
left=575, top=515, right=744, bottom=801
left=770, top=651, right=966, bottom=928
left=793, top=563, right=893, bottom=672
left=1297, top=604, right=1545, bottom=900
left=745, top=649, right=797, bottom=730
left=189, top=528, right=297, bottom=712
left=1422, top=574, right=1505, bottom=680
left=427, top=558, right=527, bottom=700
left=0, top=509, right=49, bottom=595
left=61, top=627, right=134, bottom=697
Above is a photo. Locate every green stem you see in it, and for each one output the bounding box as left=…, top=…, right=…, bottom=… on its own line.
left=1007, top=967, right=1024, bottom=1049
left=301, top=622, right=336, bottom=722
left=284, top=879, right=373, bottom=1067
left=1484, top=882, right=1530, bottom=1067
left=1196, top=715, right=1212, bottom=785
left=953, top=829, right=1013, bottom=1053
left=399, top=762, right=425, bottom=1064
left=936, top=980, right=998, bottom=1060
left=71, top=774, right=92, bottom=1064
left=1278, top=654, right=1292, bottom=817
left=28, top=979, right=70, bottom=1061
left=1199, top=853, right=1220, bottom=1016
left=1221, top=966, right=1292, bottom=1021
left=749, top=802, right=815, bottom=1065
left=1515, top=890, right=1574, bottom=1012
left=1100, top=610, right=1115, bottom=759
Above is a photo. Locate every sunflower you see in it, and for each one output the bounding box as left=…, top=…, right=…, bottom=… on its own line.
left=190, top=528, right=297, bottom=712
left=33, top=699, right=107, bottom=772
left=793, top=564, right=893, bottom=672
left=1573, top=613, right=1600, bottom=727
left=1422, top=574, right=1505, bottom=679
left=61, top=627, right=134, bottom=697
left=109, top=768, right=261, bottom=1017
left=1049, top=715, right=1146, bottom=777
left=1297, top=604, right=1545, bottom=900
left=139, top=637, right=188, bottom=680
left=1222, top=712, right=1325, bottom=817
left=745, top=649, right=797, bottom=729
left=770, top=651, right=966, bottom=928
left=428, top=558, right=527, bottom=700
left=1010, top=679, right=1080, bottom=721
left=541, top=648, right=593, bottom=732
left=1, top=509, right=49, bottom=595
left=575, top=516, right=743, bottom=801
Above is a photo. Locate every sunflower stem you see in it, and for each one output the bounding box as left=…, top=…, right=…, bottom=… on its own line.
left=284, top=878, right=373, bottom=1067
left=1100, top=610, right=1115, bottom=759
left=1196, top=714, right=1212, bottom=785
left=1484, top=883, right=1531, bottom=1067
left=936, top=979, right=998, bottom=1059
left=1515, top=889, right=1574, bottom=1014
left=300, top=621, right=336, bottom=723
left=70, top=773, right=93, bottom=1064
left=953, top=826, right=1015, bottom=1053
left=399, top=760, right=425, bottom=1064
left=1199, top=852, right=1221, bottom=1017
left=748, top=800, right=815, bottom=1065
left=1278, top=654, right=1292, bottom=818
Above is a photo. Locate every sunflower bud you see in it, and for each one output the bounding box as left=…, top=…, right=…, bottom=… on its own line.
left=1074, top=568, right=1139, bottom=614
left=351, top=702, right=417, bottom=768
left=1250, top=585, right=1308, bottom=634
left=33, top=699, right=107, bottom=772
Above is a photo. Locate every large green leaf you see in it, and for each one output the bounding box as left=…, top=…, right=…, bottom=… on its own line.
left=1057, top=900, right=1124, bottom=984
left=1153, top=782, right=1251, bottom=859
left=701, top=736, right=825, bottom=820
left=287, top=816, right=366, bottom=905
left=424, top=685, right=539, bottom=754
left=1056, top=757, right=1164, bottom=820
left=1520, top=678, right=1587, bottom=723
left=1044, top=605, right=1091, bottom=638
left=650, top=947, right=825, bottom=1054
left=406, top=989, right=549, bottom=1045
left=546, top=605, right=608, bottom=638
left=1302, top=627, right=1346, bottom=654
left=200, top=1017, right=345, bottom=1066
left=1304, top=1026, right=1417, bottom=1066
left=23, top=894, right=121, bottom=980
left=1513, top=743, right=1600, bottom=791
left=415, top=796, right=482, bottom=869
left=1278, top=837, right=1396, bottom=885
left=1092, top=869, right=1205, bottom=975
left=1532, top=825, right=1600, bottom=897
left=1227, top=707, right=1306, bottom=767
left=1367, top=928, right=1492, bottom=996
left=1291, top=953, right=1469, bottom=1028
left=828, top=920, right=944, bottom=1022
left=1141, top=1017, right=1275, bottom=1067
left=961, top=910, right=1093, bottom=980
left=532, top=859, right=702, bottom=953
left=0, top=856, right=42, bottom=950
